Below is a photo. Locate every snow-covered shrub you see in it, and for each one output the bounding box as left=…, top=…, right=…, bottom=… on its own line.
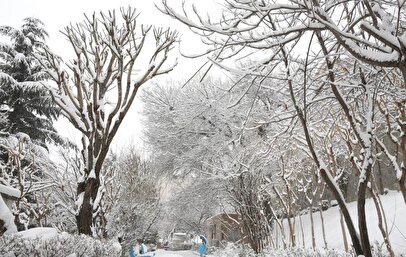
left=207, top=243, right=356, bottom=257
left=106, top=150, right=161, bottom=249
left=260, top=248, right=356, bottom=257
left=0, top=231, right=121, bottom=256
left=206, top=243, right=257, bottom=257
left=0, top=133, right=58, bottom=230
left=207, top=243, right=401, bottom=257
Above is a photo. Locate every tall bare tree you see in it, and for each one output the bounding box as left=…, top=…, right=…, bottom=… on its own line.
left=37, top=7, right=177, bottom=235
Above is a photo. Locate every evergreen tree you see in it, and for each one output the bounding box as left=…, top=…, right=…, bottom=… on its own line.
left=0, top=18, right=61, bottom=230
left=0, top=18, right=60, bottom=147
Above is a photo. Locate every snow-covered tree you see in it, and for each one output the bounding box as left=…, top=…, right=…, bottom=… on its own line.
left=0, top=17, right=65, bottom=232
left=141, top=79, right=234, bottom=177
left=141, top=76, right=284, bottom=252
left=159, top=176, right=221, bottom=237
left=0, top=133, right=56, bottom=230
left=106, top=148, right=161, bottom=250
left=159, top=1, right=406, bottom=256
left=0, top=18, right=60, bottom=147
left=37, top=7, right=178, bottom=235
left=45, top=147, right=84, bottom=234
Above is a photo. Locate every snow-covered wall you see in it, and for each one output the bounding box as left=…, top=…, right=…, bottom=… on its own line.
left=0, top=184, right=20, bottom=210
left=0, top=194, right=17, bottom=235
left=0, top=184, right=20, bottom=199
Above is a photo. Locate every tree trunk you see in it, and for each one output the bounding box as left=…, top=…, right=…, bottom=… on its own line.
left=299, top=214, right=305, bottom=248
left=310, top=204, right=316, bottom=249
left=263, top=199, right=287, bottom=249
left=340, top=210, right=349, bottom=252
left=358, top=177, right=372, bottom=257
left=400, top=102, right=406, bottom=204
left=270, top=206, right=287, bottom=249
left=273, top=186, right=295, bottom=248
left=400, top=171, right=406, bottom=205
left=318, top=205, right=328, bottom=249
left=370, top=188, right=395, bottom=257
left=76, top=177, right=100, bottom=235
left=0, top=219, right=6, bottom=236
left=320, top=168, right=363, bottom=256
left=275, top=219, right=279, bottom=249
left=399, top=139, right=406, bottom=204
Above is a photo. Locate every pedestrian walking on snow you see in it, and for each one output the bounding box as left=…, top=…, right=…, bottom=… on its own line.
left=198, top=235, right=208, bottom=257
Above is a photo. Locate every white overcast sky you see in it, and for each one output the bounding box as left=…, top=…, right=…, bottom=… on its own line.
left=0, top=0, right=221, bottom=152
left=0, top=0, right=217, bottom=57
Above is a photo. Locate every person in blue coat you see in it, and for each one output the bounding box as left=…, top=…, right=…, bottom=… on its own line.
left=129, top=245, right=136, bottom=257
left=198, top=235, right=208, bottom=257
left=140, top=242, right=147, bottom=254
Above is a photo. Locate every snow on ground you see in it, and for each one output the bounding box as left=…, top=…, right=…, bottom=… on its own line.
left=150, top=250, right=199, bottom=257
left=278, top=190, right=406, bottom=254
left=18, top=227, right=59, bottom=239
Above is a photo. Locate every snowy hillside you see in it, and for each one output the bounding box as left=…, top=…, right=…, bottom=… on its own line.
left=278, top=191, right=406, bottom=254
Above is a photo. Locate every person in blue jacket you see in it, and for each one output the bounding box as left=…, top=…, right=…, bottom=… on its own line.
left=198, top=235, right=208, bottom=257
left=140, top=242, right=147, bottom=254
left=129, top=244, right=136, bottom=257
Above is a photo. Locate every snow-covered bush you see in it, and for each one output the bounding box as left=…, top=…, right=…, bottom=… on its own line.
left=207, top=242, right=400, bottom=257
left=260, top=249, right=356, bottom=257
left=0, top=133, right=58, bottom=230
left=0, top=231, right=121, bottom=256
left=206, top=243, right=256, bottom=257
left=207, top=243, right=353, bottom=257
left=106, top=150, right=161, bottom=247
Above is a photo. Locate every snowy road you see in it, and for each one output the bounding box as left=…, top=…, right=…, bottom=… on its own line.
left=148, top=249, right=199, bottom=257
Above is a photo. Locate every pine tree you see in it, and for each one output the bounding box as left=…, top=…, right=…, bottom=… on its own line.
left=0, top=18, right=61, bottom=230
left=0, top=18, right=60, bottom=147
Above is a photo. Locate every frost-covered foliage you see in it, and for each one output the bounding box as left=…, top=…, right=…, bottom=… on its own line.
left=158, top=175, right=221, bottom=237
left=141, top=80, right=233, bottom=177
left=0, top=231, right=121, bottom=257
left=141, top=77, right=276, bottom=179
left=43, top=148, right=82, bottom=234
